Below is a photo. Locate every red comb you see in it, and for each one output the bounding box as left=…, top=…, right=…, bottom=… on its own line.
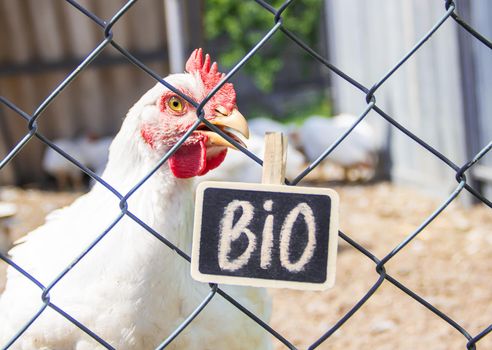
left=185, top=48, right=236, bottom=113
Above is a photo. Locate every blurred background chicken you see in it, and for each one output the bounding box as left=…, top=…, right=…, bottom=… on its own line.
left=0, top=202, right=17, bottom=292
left=293, top=114, right=379, bottom=182
left=203, top=114, right=380, bottom=184
left=0, top=203, right=16, bottom=251
left=42, top=135, right=112, bottom=191
left=201, top=117, right=304, bottom=183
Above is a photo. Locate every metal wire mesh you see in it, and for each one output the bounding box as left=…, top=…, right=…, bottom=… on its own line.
left=0, top=0, right=491, bottom=349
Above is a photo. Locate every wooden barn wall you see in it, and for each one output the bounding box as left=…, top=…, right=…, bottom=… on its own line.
left=324, top=0, right=491, bottom=199
left=0, top=0, right=202, bottom=186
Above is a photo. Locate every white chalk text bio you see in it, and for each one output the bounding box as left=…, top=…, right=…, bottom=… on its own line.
left=218, top=199, right=317, bottom=273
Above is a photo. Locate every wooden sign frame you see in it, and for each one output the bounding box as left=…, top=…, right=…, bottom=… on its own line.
left=191, top=181, right=339, bottom=290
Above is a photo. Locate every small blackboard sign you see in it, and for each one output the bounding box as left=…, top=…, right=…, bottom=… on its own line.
left=191, top=181, right=339, bottom=290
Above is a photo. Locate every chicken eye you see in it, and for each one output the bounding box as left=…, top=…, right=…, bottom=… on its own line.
left=168, top=96, right=184, bottom=112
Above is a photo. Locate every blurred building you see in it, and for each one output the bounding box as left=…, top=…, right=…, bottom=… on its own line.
left=325, top=0, right=492, bottom=199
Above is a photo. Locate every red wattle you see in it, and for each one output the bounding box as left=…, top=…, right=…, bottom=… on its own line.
left=168, top=141, right=228, bottom=178
left=169, top=140, right=207, bottom=178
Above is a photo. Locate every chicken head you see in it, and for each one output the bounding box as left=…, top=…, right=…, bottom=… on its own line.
left=138, top=48, right=249, bottom=179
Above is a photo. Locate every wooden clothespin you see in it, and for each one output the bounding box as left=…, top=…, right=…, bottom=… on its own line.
left=262, top=132, right=287, bottom=185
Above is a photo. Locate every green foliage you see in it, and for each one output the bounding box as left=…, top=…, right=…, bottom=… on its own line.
left=204, top=0, right=323, bottom=91
left=283, top=95, right=332, bottom=125
left=250, top=93, right=332, bottom=125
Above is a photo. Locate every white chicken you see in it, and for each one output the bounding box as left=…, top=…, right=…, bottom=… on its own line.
left=0, top=49, right=271, bottom=350
left=296, top=114, right=378, bottom=181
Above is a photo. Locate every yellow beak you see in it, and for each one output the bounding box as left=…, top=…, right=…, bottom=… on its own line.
left=198, top=108, right=249, bottom=149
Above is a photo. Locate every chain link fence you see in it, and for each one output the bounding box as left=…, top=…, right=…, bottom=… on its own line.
left=0, top=0, right=491, bottom=349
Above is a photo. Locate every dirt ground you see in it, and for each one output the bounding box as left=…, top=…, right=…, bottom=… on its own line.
left=0, top=183, right=490, bottom=349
